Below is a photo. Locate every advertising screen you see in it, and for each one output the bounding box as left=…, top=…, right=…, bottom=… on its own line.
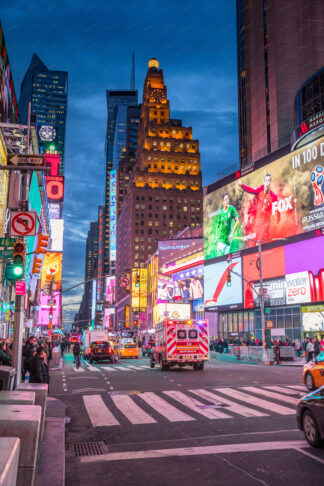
left=157, top=265, right=204, bottom=303
left=91, top=279, right=97, bottom=322
left=40, top=252, right=62, bottom=290
left=50, top=219, right=64, bottom=252
left=104, top=308, right=114, bottom=329
left=204, top=136, right=324, bottom=260
left=109, top=170, right=117, bottom=261
left=38, top=292, right=61, bottom=327
left=131, top=268, right=147, bottom=309
left=204, top=257, right=243, bottom=310
left=153, top=303, right=191, bottom=325
left=105, top=276, right=115, bottom=305
left=158, top=239, right=203, bottom=269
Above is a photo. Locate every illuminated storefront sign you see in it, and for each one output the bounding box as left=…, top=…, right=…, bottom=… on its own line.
left=131, top=268, right=147, bottom=309
left=153, top=303, right=191, bottom=325
left=40, top=252, right=62, bottom=290
left=285, top=271, right=311, bottom=305
left=204, top=136, right=324, bottom=260
left=38, top=292, right=61, bottom=327
left=104, top=307, right=114, bottom=329
left=125, top=305, right=130, bottom=328
left=48, top=202, right=61, bottom=220
left=97, top=207, right=104, bottom=301
left=109, top=170, right=117, bottom=261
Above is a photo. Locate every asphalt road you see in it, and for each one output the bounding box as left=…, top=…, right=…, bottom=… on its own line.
left=50, top=353, right=324, bottom=486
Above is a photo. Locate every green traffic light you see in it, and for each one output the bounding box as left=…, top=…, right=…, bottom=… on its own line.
left=13, top=266, right=24, bottom=277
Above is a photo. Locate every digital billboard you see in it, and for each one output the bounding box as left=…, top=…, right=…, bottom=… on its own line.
left=104, top=308, right=114, bottom=329
left=91, top=279, right=97, bottom=322
left=38, top=291, right=61, bottom=327
left=109, top=170, right=117, bottom=261
left=131, top=268, right=147, bottom=309
left=40, top=252, right=62, bottom=290
left=153, top=303, right=191, bottom=325
left=158, top=239, right=203, bottom=269
left=204, top=136, right=324, bottom=260
left=105, top=276, right=115, bottom=305
left=204, top=257, right=243, bottom=310
left=157, top=265, right=204, bottom=303
left=50, top=219, right=64, bottom=252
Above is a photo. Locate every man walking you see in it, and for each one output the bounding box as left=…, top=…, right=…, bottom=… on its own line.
left=306, top=339, right=315, bottom=363
left=73, top=341, right=81, bottom=369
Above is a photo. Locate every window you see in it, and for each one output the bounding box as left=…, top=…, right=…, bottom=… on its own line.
left=177, top=330, right=186, bottom=339
left=189, top=329, right=198, bottom=339
left=183, top=206, right=188, bottom=211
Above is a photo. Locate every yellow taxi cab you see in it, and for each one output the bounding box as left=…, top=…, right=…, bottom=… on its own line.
left=119, top=343, right=139, bottom=359
left=303, top=352, right=324, bottom=390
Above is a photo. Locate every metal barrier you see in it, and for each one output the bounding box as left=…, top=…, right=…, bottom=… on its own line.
left=279, top=346, right=296, bottom=360
left=212, top=345, right=292, bottom=362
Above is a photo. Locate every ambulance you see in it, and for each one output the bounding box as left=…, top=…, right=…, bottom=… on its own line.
left=150, top=319, right=209, bottom=370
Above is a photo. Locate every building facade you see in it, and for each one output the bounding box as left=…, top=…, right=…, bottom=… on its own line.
left=115, top=59, right=203, bottom=327
left=19, top=53, right=68, bottom=173
left=237, top=0, right=324, bottom=167
left=104, top=89, right=138, bottom=275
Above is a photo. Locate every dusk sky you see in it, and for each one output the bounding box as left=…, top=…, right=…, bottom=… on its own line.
left=0, top=1, right=239, bottom=325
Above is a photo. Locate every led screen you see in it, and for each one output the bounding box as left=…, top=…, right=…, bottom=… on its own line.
left=105, top=276, right=115, bottom=305
left=104, top=308, right=114, bottom=329
left=204, top=136, right=324, bottom=260
left=157, top=265, right=204, bottom=303
left=204, top=257, right=243, bottom=310
left=91, top=279, right=96, bottom=322
left=153, top=303, right=191, bottom=325
left=158, top=239, right=203, bottom=269
left=50, top=219, right=64, bottom=252
left=40, top=252, right=62, bottom=290
left=109, top=170, right=117, bottom=261
left=131, top=268, right=147, bottom=309
left=38, top=291, right=61, bottom=326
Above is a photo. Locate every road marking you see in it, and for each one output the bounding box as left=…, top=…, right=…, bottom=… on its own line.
left=111, top=394, right=157, bottom=424
left=126, top=365, right=146, bottom=370
left=100, top=366, right=117, bottom=372
left=86, top=364, right=101, bottom=372
left=286, top=385, right=307, bottom=391
left=113, top=366, right=134, bottom=371
left=163, top=391, right=231, bottom=419
left=73, top=367, right=85, bottom=372
left=264, top=386, right=304, bottom=396
left=83, top=395, right=119, bottom=427
left=295, top=447, right=324, bottom=465
left=81, top=440, right=308, bottom=463
left=139, top=392, right=195, bottom=422
left=218, top=388, right=294, bottom=415
left=243, top=387, right=298, bottom=406
left=190, top=389, right=267, bottom=418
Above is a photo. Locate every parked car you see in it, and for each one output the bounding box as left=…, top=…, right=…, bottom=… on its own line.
left=89, top=341, right=119, bottom=364
left=119, top=343, right=139, bottom=359
left=142, top=339, right=155, bottom=357
left=297, top=385, right=324, bottom=448
left=303, top=352, right=324, bottom=390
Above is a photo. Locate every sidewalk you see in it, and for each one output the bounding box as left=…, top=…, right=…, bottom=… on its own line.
left=210, top=351, right=304, bottom=367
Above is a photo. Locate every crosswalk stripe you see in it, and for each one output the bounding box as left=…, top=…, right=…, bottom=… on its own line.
left=163, top=391, right=231, bottom=419
left=113, top=366, right=134, bottom=371
left=264, top=386, right=304, bottom=396
left=86, top=364, right=101, bottom=372
left=111, top=395, right=157, bottom=424
left=100, top=366, right=117, bottom=372
left=243, top=387, right=298, bottom=406
left=286, top=385, right=307, bottom=391
left=83, top=395, right=119, bottom=427
left=139, top=392, right=195, bottom=422
left=218, top=388, right=294, bottom=415
left=190, top=389, right=267, bottom=418
left=126, top=365, right=145, bottom=370
left=73, top=367, right=85, bottom=372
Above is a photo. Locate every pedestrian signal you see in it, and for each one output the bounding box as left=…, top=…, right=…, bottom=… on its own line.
left=226, top=269, right=231, bottom=287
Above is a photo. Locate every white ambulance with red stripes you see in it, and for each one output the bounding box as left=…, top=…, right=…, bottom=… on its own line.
left=150, top=319, right=209, bottom=370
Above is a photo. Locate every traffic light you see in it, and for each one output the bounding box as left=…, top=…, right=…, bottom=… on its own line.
left=36, top=234, right=49, bottom=254
left=135, top=273, right=140, bottom=287
left=226, top=269, right=231, bottom=287
left=49, top=309, right=53, bottom=320
left=12, top=241, right=25, bottom=279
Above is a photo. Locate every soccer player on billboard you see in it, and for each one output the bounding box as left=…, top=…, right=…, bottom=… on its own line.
left=238, top=173, right=279, bottom=242
left=214, top=193, right=240, bottom=256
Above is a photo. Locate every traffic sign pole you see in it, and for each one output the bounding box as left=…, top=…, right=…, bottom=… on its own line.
left=12, top=294, right=24, bottom=386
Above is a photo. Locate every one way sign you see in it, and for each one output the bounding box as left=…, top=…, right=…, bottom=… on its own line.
left=8, top=154, right=45, bottom=167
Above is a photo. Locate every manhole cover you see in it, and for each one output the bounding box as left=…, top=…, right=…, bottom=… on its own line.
left=66, top=441, right=108, bottom=457
left=45, top=407, right=66, bottom=418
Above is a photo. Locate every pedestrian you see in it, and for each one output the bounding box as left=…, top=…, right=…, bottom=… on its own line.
left=60, top=340, right=65, bottom=357
left=314, top=338, right=320, bottom=357
left=73, top=341, right=81, bottom=369
left=30, top=348, right=50, bottom=385
left=295, top=339, right=301, bottom=358
left=306, top=339, right=315, bottom=362
left=66, top=339, right=71, bottom=352
left=274, top=341, right=280, bottom=365
left=223, top=339, right=228, bottom=353
left=22, top=336, right=38, bottom=380
left=0, top=341, right=12, bottom=366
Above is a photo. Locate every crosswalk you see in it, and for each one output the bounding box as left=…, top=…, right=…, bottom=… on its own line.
left=80, top=384, right=306, bottom=428
left=73, top=363, right=152, bottom=373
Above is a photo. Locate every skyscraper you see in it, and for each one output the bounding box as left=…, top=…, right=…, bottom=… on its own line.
left=104, top=89, right=138, bottom=275
left=115, top=59, right=203, bottom=324
left=19, top=53, right=68, bottom=173
left=236, top=0, right=324, bottom=167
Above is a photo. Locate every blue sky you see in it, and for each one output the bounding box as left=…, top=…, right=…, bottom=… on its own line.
left=0, top=0, right=239, bottom=325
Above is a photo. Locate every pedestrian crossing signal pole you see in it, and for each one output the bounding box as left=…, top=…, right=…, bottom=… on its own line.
left=257, top=240, right=269, bottom=365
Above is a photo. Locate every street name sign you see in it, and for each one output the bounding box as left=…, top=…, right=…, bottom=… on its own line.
left=0, top=237, right=14, bottom=259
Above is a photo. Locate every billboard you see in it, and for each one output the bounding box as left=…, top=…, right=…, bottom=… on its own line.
left=131, top=268, right=147, bottom=309
left=204, top=257, right=243, bottom=310
left=153, top=303, right=191, bottom=325
left=40, top=252, right=62, bottom=290
left=105, top=276, right=115, bottom=305
left=157, top=265, right=204, bottom=303
left=158, top=239, right=203, bottom=270
left=109, top=170, right=117, bottom=261
left=50, top=219, right=64, bottom=252
left=91, top=279, right=97, bottom=322
left=104, top=307, right=114, bottom=329
left=204, top=136, right=324, bottom=260
left=38, top=292, right=61, bottom=327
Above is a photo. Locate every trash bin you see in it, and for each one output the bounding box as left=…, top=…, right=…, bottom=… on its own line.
left=0, top=366, right=17, bottom=391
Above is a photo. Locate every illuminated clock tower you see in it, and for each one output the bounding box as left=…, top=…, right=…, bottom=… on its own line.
left=116, top=59, right=203, bottom=326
